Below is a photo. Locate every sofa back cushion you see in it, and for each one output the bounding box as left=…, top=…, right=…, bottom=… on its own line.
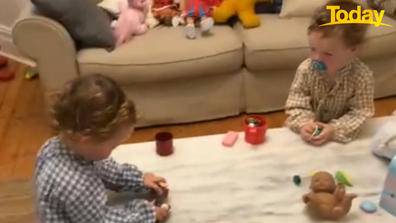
left=280, top=0, right=370, bottom=18
left=31, top=0, right=116, bottom=50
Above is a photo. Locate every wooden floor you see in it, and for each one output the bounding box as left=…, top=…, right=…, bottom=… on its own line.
left=1, top=60, right=396, bottom=182
left=1, top=60, right=396, bottom=222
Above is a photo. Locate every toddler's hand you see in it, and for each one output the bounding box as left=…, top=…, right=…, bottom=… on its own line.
left=144, top=172, right=167, bottom=194
left=155, top=205, right=170, bottom=222
left=311, top=123, right=334, bottom=146
left=299, top=121, right=317, bottom=141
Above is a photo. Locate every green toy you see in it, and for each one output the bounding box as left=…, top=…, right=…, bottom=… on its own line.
left=311, top=126, right=323, bottom=138
left=335, top=171, right=353, bottom=187
left=293, top=175, right=310, bottom=186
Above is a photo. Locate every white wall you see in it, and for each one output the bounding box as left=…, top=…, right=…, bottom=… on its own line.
left=0, top=0, right=34, bottom=65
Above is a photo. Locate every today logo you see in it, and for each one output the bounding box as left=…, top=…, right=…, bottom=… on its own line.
left=320, top=5, right=392, bottom=27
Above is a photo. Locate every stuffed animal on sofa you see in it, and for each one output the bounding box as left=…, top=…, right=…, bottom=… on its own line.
left=212, top=0, right=272, bottom=28
left=112, top=0, right=149, bottom=45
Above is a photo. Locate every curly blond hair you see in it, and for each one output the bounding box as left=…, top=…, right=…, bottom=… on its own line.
left=49, top=74, right=136, bottom=141
left=308, top=0, right=369, bottom=47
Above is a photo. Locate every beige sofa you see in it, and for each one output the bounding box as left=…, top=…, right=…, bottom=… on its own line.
left=12, top=2, right=396, bottom=127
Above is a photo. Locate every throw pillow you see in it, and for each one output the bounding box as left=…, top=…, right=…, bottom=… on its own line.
left=31, top=0, right=116, bottom=50
left=279, top=0, right=370, bottom=18
left=368, top=0, right=396, bottom=18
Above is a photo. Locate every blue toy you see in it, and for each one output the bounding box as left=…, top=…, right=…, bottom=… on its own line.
left=360, top=200, right=377, bottom=213
left=312, top=60, right=327, bottom=71
left=379, top=155, right=396, bottom=217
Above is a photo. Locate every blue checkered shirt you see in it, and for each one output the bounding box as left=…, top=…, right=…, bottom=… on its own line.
left=34, top=137, right=156, bottom=223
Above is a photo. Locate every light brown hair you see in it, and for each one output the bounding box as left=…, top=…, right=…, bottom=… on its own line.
left=308, top=0, right=369, bottom=47
left=49, top=74, right=136, bottom=141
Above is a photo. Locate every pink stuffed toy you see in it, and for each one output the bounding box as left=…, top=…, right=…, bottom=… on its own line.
left=112, top=0, right=149, bottom=46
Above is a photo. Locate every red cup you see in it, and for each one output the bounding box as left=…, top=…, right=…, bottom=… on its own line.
left=244, top=116, right=267, bottom=145
left=155, top=132, right=174, bottom=156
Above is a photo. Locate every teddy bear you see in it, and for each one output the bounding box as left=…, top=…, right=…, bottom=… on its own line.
left=302, top=171, right=357, bottom=220
left=212, top=0, right=272, bottom=28
left=112, top=0, right=149, bottom=46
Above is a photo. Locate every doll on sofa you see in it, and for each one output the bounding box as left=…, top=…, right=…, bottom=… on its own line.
left=152, top=0, right=185, bottom=27
left=180, top=0, right=221, bottom=39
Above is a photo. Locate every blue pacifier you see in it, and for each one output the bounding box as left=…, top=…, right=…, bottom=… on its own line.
left=312, top=60, right=327, bottom=71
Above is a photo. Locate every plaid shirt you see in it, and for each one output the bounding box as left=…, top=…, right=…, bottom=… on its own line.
left=34, top=137, right=156, bottom=223
left=285, top=58, right=375, bottom=143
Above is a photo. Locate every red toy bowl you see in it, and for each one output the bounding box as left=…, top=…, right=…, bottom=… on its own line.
left=244, top=115, right=267, bottom=145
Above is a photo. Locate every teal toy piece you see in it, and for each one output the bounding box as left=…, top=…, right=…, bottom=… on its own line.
left=360, top=200, right=377, bottom=213
left=312, top=60, right=327, bottom=71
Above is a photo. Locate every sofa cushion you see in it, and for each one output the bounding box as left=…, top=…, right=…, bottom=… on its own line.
left=280, top=0, right=369, bottom=18
left=236, top=14, right=396, bottom=71
left=77, top=25, right=243, bottom=83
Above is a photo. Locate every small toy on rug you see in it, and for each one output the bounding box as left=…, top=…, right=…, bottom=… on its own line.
left=112, top=0, right=150, bottom=46
left=222, top=131, right=238, bottom=147
left=360, top=200, right=377, bottom=213
left=180, top=0, right=221, bottom=39
left=302, top=171, right=357, bottom=220
left=293, top=174, right=311, bottom=186
left=335, top=171, right=353, bottom=187
left=212, top=0, right=272, bottom=29
left=151, top=0, right=185, bottom=27
left=244, top=115, right=267, bottom=145
left=379, top=154, right=396, bottom=217
left=155, top=132, right=174, bottom=156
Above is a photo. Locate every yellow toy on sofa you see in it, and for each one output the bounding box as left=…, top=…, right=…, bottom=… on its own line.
left=212, top=0, right=272, bottom=28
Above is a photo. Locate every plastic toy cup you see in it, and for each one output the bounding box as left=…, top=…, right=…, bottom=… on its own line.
left=155, top=132, right=174, bottom=156
left=244, top=115, right=267, bottom=145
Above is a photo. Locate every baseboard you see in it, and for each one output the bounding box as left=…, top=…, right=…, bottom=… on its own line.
left=0, top=24, right=36, bottom=67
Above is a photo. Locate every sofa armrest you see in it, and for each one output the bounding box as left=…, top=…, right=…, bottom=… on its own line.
left=12, top=5, right=79, bottom=91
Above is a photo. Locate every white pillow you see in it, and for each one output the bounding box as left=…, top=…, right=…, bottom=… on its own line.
left=280, top=0, right=370, bottom=18
left=98, top=0, right=127, bottom=15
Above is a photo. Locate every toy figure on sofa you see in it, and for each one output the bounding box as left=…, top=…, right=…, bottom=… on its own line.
left=112, top=0, right=149, bottom=46
left=180, top=0, right=221, bottom=39
left=152, top=0, right=185, bottom=27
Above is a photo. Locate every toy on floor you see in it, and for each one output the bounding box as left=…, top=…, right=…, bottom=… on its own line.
left=379, top=155, right=396, bottom=217
left=0, top=53, right=14, bottom=81
left=212, top=0, right=272, bottom=29
left=244, top=116, right=267, bottom=145
left=222, top=131, right=238, bottom=147
left=112, top=0, right=149, bottom=46
left=25, top=69, right=39, bottom=80
left=360, top=200, right=377, bottom=213
left=302, top=171, right=357, bottom=220
left=180, top=0, right=221, bottom=39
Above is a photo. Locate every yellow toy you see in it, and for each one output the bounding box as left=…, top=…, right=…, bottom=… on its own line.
left=212, top=0, right=272, bottom=29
